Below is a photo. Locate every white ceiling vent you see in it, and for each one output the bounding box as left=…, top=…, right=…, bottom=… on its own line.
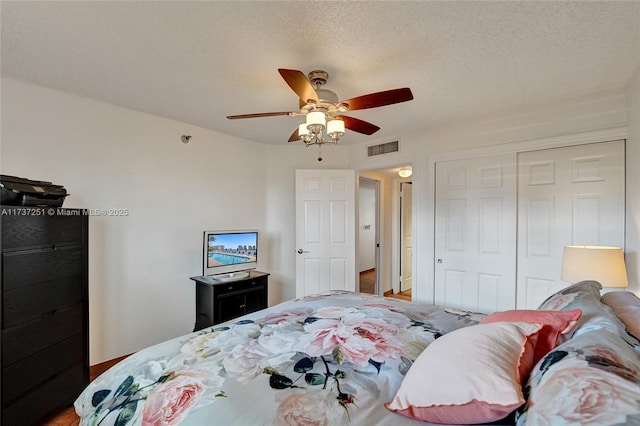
left=367, top=140, right=399, bottom=157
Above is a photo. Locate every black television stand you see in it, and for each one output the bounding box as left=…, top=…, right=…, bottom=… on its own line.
left=190, top=270, right=269, bottom=331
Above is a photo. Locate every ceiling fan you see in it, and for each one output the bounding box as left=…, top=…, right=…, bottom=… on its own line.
left=227, top=69, right=414, bottom=149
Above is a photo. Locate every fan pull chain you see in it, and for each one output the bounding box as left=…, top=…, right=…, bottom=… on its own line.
left=318, top=144, right=322, bottom=162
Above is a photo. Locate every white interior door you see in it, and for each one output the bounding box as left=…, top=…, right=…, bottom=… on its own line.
left=295, top=169, right=356, bottom=297
left=400, top=182, right=413, bottom=292
left=516, top=140, right=625, bottom=308
left=434, top=154, right=517, bottom=313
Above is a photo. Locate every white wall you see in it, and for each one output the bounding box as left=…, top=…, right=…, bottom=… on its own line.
left=0, top=78, right=348, bottom=363
left=358, top=178, right=376, bottom=272
left=626, top=66, right=640, bottom=296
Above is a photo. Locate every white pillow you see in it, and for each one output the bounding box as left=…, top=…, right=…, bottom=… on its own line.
left=386, top=321, right=542, bottom=424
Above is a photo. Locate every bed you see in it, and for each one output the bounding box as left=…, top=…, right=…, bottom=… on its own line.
left=74, top=282, right=640, bottom=425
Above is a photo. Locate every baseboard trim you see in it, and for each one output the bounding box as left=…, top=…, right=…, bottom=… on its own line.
left=383, top=289, right=393, bottom=297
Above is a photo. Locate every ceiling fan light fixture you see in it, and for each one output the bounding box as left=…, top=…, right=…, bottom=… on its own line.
left=227, top=68, right=413, bottom=159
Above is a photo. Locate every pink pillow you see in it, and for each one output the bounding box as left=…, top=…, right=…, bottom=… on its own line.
left=480, top=309, right=581, bottom=364
left=385, top=322, right=542, bottom=424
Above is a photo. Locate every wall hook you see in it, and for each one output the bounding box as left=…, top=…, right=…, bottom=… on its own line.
left=181, top=135, right=192, bottom=144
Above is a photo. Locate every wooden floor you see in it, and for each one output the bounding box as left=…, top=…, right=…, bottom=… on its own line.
left=359, top=268, right=376, bottom=293
left=388, top=288, right=412, bottom=301
left=360, top=269, right=412, bottom=301
left=43, top=406, right=79, bottom=426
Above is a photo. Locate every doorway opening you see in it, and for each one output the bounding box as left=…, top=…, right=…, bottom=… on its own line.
left=399, top=181, right=413, bottom=297
left=357, top=165, right=413, bottom=299
left=358, top=177, right=379, bottom=294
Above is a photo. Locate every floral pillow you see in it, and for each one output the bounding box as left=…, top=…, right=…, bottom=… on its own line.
left=602, top=291, right=640, bottom=340
left=517, top=328, right=640, bottom=425
left=537, top=280, right=639, bottom=347
left=386, top=321, right=542, bottom=424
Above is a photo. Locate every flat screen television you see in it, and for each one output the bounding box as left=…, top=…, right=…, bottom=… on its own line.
left=203, top=230, right=258, bottom=279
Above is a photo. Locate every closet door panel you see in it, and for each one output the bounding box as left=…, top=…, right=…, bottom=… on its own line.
left=434, top=154, right=517, bottom=313
left=516, top=140, right=625, bottom=308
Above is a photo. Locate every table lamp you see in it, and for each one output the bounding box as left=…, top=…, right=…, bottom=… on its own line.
left=561, top=245, right=628, bottom=287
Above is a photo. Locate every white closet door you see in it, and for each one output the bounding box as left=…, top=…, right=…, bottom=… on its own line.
left=516, top=140, right=625, bottom=308
left=434, top=154, right=517, bottom=313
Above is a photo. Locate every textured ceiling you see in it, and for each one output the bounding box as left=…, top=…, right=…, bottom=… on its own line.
left=2, top=1, right=640, bottom=145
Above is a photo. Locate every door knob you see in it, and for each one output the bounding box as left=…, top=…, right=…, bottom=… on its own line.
left=297, top=248, right=310, bottom=254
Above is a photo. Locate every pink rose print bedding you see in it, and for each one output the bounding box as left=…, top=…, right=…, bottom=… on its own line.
left=517, top=328, right=640, bottom=426
left=74, top=291, right=482, bottom=426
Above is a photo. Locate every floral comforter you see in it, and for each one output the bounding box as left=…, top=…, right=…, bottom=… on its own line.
left=74, top=291, right=483, bottom=426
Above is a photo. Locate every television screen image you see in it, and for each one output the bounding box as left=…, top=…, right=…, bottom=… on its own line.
left=207, top=232, right=257, bottom=267
left=203, top=230, right=258, bottom=278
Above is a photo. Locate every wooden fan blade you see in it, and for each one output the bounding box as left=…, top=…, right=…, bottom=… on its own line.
left=336, top=115, right=380, bottom=135
left=227, top=111, right=296, bottom=119
left=339, top=88, right=413, bottom=111
left=278, top=69, right=319, bottom=104
left=288, top=128, right=300, bottom=143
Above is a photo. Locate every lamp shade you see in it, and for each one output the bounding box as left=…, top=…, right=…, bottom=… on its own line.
left=306, top=111, right=326, bottom=130
left=561, top=245, right=628, bottom=287
left=327, top=119, right=345, bottom=138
